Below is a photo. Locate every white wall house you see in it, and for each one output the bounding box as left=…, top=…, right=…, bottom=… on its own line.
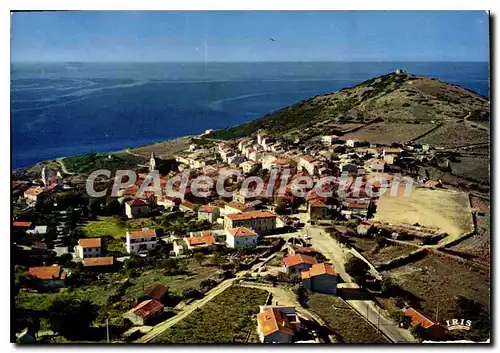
left=226, top=227, right=259, bottom=249
left=75, top=238, right=102, bottom=259
left=126, top=229, right=158, bottom=254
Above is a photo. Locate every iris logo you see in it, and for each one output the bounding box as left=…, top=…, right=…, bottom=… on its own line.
left=445, top=318, right=473, bottom=331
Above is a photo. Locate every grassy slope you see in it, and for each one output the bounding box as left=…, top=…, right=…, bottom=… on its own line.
left=209, top=72, right=489, bottom=141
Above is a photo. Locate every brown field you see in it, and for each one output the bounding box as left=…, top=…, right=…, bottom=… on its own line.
left=324, top=122, right=366, bottom=132
left=340, top=122, right=436, bottom=144
left=416, top=122, right=489, bottom=148
left=374, top=188, right=473, bottom=245
left=350, top=237, right=418, bottom=267
left=450, top=156, right=490, bottom=185
left=382, top=252, right=490, bottom=321
left=451, top=196, right=490, bottom=263
left=129, top=137, right=192, bottom=158
left=306, top=293, right=389, bottom=343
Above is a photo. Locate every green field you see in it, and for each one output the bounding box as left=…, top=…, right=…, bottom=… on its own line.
left=152, top=286, right=268, bottom=343
left=82, top=216, right=158, bottom=254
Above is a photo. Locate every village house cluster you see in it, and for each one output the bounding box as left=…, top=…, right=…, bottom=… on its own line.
left=12, top=124, right=453, bottom=344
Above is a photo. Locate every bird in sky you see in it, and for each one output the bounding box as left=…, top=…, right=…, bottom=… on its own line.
left=269, top=37, right=276, bottom=42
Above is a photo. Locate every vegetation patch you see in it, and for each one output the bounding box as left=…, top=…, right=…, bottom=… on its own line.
left=152, top=285, right=268, bottom=343
left=306, top=293, right=388, bottom=343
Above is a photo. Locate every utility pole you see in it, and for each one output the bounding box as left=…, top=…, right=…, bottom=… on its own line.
left=435, top=302, right=439, bottom=323
left=378, top=306, right=380, bottom=329
left=106, top=318, right=110, bottom=343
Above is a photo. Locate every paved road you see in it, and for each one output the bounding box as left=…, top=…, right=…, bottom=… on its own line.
left=306, top=226, right=415, bottom=343
left=56, top=157, right=75, bottom=175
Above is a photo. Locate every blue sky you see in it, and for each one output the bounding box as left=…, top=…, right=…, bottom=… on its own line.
left=11, top=11, right=489, bottom=62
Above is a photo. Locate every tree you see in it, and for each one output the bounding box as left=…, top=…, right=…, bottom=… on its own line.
left=47, top=298, right=98, bottom=339
left=160, top=258, right=179, bottom=273
left=380, top=277, right=398, bottom=297
left=390, top=310, right=412, bottom=328
left=58, top=253, right=74, bottom=268
left=409, top=324, right=427, bottom=342
left=88, top=197, right=103, bottom=219
left=105, top=199, right=122, bottom=216
left=193, top=252, right=205, bottom=266
left=344, top=256, right=369, bottom=282
left=211, top=252, right=225, bottom=268
left=199, top=279, right=217, bottom=292
left=182, top=287, right=202, bottom=300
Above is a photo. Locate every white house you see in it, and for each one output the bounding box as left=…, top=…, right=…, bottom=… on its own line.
left=226, top=227, right=259, bottom=249
left=322, top=135, right=339, bottom=146
left=75, top=238, right=102, bottom=259
left=198, top=205, right=220, bottom=223
left=346, top=139, right=360, bottom=148
left=126, top=229, right=158, bottom=254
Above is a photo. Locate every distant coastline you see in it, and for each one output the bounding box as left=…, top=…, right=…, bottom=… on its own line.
left=11, top=61, right=490, bottom=170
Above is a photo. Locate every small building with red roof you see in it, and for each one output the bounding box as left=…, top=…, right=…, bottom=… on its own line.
left=75, top=238, right=103, bottom=259
left=403, top=307, right=446, bottom=339
left=198, top=205, right=220, bottom=223
left=125, top=198, right=149, bottom=219
left=28, top=266, right=67, bottom=288
left=226, top=227, right=259, bottom=249
left=179, top=200, right=196, bottom=213
left=256, top=305, right=299, bottom=343
left=123, top=299, right=164, bottom=326
left=308, top=199, right=329, bottom=221
left=301, top=263, right=338, bottom=294
left=283, top=254, right=318, bottom=274
left=184, top=235, right=217, bottom=251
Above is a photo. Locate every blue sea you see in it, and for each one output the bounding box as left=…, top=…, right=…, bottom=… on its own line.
left=11, top=61, right=489, bottom=169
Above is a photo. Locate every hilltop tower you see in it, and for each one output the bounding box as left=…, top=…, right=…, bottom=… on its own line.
left=149, top=152, right=156, bottom=172
left=41, top=167, right=48, bottom=187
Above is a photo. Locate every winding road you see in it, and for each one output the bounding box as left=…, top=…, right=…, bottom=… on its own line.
left=306, top=226, right=415, bottom=343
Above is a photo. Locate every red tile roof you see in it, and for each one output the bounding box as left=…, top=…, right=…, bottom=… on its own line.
left=185, top=235, right=216, bottom=247
left=129, top=299, right=164, bottom=319
left=230, top=227, right=258, bottom=238
left=301, top=263, right=337, bottom=279
left=199, top=205, right=219, bottom=213
left=257, top=308, right=295, bottom=336
left=272, top=158, right=292, bottom=165
left=301, top=155, right=316, bottom=163
left=127, top=198, right=148, bottom=207
left=13, top=221, right=32, bottom=227
left=225, top=201, right=247, bottom=211
left=78, top=238, right=102, bottom=248
left=309, top=199, right=327, bottom=208
left=144, top=284, right=169, bottom=301
left=226, top=210, right=276, bottom=221
left=128, top=229, right=156, bottom=239
left=283, top=254, right=318, bottom=268
left=82, top=257, right=114, bottom=267
left=180, top=200, right=196, bottom=209
left=24, top=187, right=45, bottom=197
left=28, top=266, right=66, bottom=280
left=403, top=308, right=435, bottom=329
